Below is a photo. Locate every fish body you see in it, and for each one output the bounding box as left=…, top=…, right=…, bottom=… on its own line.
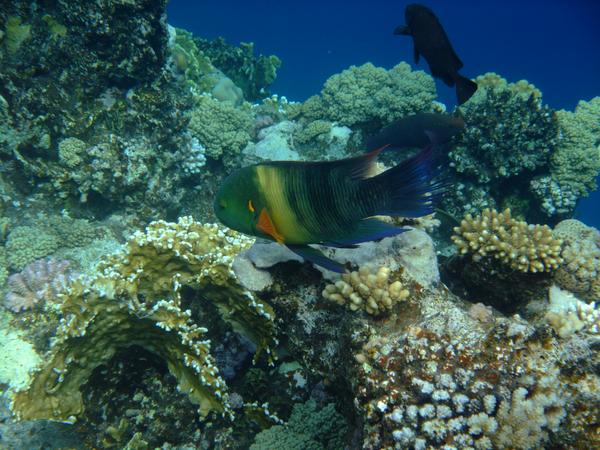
left=214, top=147, right=444, bottom=272
left=395, top=4, right=477, bottom=104
left=365, top=112, right=465, bottom=151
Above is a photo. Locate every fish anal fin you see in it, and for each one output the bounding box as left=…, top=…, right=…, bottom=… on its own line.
left=257, top=208, right=285, bottom=243
left=286, top=244, right=346, bottom=273
left=324, top=219, right=406, bottom=246
left=393, top=25, right=411, bottom=35
left=413, top=45, right=420, bottom=64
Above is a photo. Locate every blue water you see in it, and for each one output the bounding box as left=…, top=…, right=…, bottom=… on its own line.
left=168, top=0, right=600, bottom=225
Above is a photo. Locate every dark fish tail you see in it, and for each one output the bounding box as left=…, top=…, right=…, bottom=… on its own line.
left=366, top=146, right=446, bottom=218
left=455, top=74, right=478, bottom=105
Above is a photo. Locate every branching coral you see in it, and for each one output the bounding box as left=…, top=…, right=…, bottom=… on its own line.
left=4, top=258, right=73, bottom=313
left=531, top=97, right=600, bottom=217
left=552, top=219, right=600, bottom=301
left=449, top=73, right=558, bottom=184
left=188, top=94, right=253, bottom=161
left=10, top=218, right=276, bottom=423
left=322, top=266, right=409, bottom=315
left=452, top=208, right=563, bottom=273
left=290, top=62, right=435, bottom=131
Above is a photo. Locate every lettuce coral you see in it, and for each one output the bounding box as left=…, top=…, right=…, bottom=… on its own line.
left=291, top=62, right=436, bottom=130
left=10, top=217, right=276, bottom=422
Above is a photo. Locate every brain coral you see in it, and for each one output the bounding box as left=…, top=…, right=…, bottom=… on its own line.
left=452, top=208, right=563, bottom=273
left=10, top=217, right=276, bottom=422
left=291, top=62, right=436, bottom=130
left=552, top=219, right=600, bottom=302
left=449, top=73, right=558, bottom=184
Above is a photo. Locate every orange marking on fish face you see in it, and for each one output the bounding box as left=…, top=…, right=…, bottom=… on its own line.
left=247, top=199, right=255, bottom=213
left=257, top=208, right=285, bottom=244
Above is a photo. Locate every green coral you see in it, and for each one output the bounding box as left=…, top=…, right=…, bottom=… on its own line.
left=188, top=95, right=253, bottom=161
left=290, top=62, right=436, bottom=130
left=57, top=137, right=86, bottom=168
left=195, top=37, right=281, bottom=101
left=530, top=97, right=600, bottom=217
left=10, top=217, right=277, bottom=422
left=450, top=73, right=558, bottom=184
left=5, top=16, right=31, bottom=54
left=170, top=27, right=219, bottom=94
left=250, top=400, right=347, bottom=450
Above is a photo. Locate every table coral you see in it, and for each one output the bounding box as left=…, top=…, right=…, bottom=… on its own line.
left=449, top=73, right=558, bottom=184
left=290, top=62, right=436, bottom=131
left=322, top=265, right=409, bottom=315
left=10, top=217, right=276, bottom=423
left=452, top=208, right=563, bottom=273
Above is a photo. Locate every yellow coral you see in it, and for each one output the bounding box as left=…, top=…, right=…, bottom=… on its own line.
left=322, top=265, right=409, bottom=315
left=452, top=208, right=563, bottom=273
left=10, top=217, right=276, bottom=422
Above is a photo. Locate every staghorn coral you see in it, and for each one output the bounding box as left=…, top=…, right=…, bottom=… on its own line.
left=290, top=62, right=436, bottom=131
left=357, top=324, right=570, bottom=450
left=10, top=217, right=277, bottom=423
left=450, top=73, right=558, bottom=184
left=452, top=208, right=563, bottom=273
left=4, top=258, right=73, bottom=313
left=552, top=219, right=600, bottom=301
left=322, top=265, right=409, bottom=315
left=531, top=97, right=600, bottom=217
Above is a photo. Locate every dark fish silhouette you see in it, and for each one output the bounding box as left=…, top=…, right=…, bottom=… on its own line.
left=395, top=4, right=477, bottom=105
left=365, top=112, right=465, bottom=151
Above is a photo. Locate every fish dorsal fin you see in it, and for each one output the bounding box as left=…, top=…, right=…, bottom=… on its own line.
left=257, top=208, right=285, bottom=243
left=343, top=145, right=387, bottom=180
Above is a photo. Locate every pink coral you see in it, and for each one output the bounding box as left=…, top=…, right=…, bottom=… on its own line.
left=4, top=258, right=74, bottom=313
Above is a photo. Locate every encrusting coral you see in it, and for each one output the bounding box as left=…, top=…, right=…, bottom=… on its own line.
left=545, top=285, right=600, bottom=338
left=452, top=208, right=563, bottom=273
left=322, top=265, right=409, bottom=315
left=10, top=217, right=276, bottom=423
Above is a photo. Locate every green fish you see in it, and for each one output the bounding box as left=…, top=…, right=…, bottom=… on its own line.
left=214, top=146, right=445, bottom=272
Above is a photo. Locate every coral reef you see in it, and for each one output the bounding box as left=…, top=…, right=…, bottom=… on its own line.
left=10, top=218, right=277, bottom=423
left=250, top=400, right=347, bottom=450
left=357, top=324, right=572, bottom=450
left=4, top=258, right=73, bottom=313
left=531, top=97, right=600, bottom=217
left=289, top=62, right=436, bottom=132
left=450, top=73, right=558, bottom=184
left=545, top=285, right=600, bottom=338
left=322, top=265, right=409, bottom=315
left=452, top=208, right=563, bottom=273
left=195, top=37, right=281, bottom=101
left=188, top=94, right=254, bottom=162
left=552, top=219, right=600, bottom=301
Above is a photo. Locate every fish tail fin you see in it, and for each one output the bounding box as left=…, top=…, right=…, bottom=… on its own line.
left=369, top=146, right=447, bottom=218
left=455, top=74, right=478, bottom=105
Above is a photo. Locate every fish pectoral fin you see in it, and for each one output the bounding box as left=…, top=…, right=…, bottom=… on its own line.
left=334, top=219, right=407, bottom=245
left=257, top=208, right=285, bottom=243
left=393, top=25, right=411, bottom=35
left=286, top=244, right=346, bottom=273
